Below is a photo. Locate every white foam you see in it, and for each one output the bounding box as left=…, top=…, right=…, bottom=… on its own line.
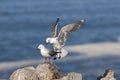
left=65, top=41, right=120, bottom=57
left=118, top=37, right=120, bottom=42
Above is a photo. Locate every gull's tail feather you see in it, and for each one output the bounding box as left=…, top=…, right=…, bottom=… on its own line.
left=60, top=48, right=68, bottom=58
left=54, top=48, right=68, bottom=59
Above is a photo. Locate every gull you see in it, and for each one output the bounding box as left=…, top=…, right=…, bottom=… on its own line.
left=37, top=44, right=57, bottom=63
left=46, top=18, right=85, bottom=58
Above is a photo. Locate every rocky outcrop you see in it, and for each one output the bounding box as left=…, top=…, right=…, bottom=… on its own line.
left=55, top=72, right=82, bottom=80
left=9, top=67, right=38, bottom=80
left=36, top=63, right=64, bottom=80
left=9, top=63, right=116, bottom=80
left=9, top=63, right=64, bottom=80
left=97, top=69, right=116, bottom=80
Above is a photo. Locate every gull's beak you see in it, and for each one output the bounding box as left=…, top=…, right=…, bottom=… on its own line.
left=45, top=42, right=48, bottom=45
left=36, top=48, right=39, bottom=50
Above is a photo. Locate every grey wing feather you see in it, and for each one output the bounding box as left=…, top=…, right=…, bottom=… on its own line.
left=51, top=17, right=60, bottom=37
left=58, top=20, right=84, bottom=46
left=48, top=49, right=57, bottom=56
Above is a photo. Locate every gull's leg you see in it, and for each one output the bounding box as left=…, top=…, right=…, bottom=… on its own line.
left=59, top=48, right=62, bottom=53
left=56, top=48, right=62, bottom=59
left=53, top=48, right=62, bottom=59
left=46, top=57, right=51, bottom=64
left=49, top=57, right=50, bottom=62
left=44, top=57, right=47, bottom=63
left=58, top=53, right=61, bottom=59
left=59, top=48, right=62, bottom=58
left=53, top=56, right=57, bottom=60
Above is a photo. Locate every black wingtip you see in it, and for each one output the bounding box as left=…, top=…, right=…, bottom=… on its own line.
left=56, top=17, right=60, bottom=22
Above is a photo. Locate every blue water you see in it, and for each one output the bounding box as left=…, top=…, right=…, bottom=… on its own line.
left=0, top=0, right=120, bottom=79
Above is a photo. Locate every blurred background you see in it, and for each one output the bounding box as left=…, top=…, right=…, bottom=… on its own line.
left=0, top=0, right=120, bottom=80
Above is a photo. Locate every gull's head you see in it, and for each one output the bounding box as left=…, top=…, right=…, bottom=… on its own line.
left=46, top=37, right=58, bottom=44
left=46, top=37, right=51, bottom=43
left=37, top=44, right=44, bottom=50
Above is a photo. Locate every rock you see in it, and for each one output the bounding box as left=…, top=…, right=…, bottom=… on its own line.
left=9, top=63, right=82, bottom=80
left=9, top=63, right=116, bottom=80
left=9, top=67, right=38, bottom=80
left=97, top=69, right=116, bottom=80
left=9, top=63, right=64, bottom=80
left=36, top=63, right=64, bottom=80
left=55, top=72, right=82, bottom=80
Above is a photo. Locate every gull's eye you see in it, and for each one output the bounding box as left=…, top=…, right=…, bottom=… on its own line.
left=48, top=39, right=50, bottom=43
left=48, top=39, right=50, bottom=42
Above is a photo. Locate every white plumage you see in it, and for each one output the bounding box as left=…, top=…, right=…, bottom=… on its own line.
left=37, top=44, right=56, bottom=62
left=46, top=18, right=85, bottom=59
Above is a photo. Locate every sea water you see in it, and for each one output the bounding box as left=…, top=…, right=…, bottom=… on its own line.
left=0, top=0, right=120, bottom=79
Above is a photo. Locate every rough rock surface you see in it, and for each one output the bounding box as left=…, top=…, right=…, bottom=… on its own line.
left=36, top=63, right=64, bottom=80
left=97, top=69, right=116, bottom=80
left=9, top=67, right=38, bottom=80
left=55, top=72, right=82, bottom=80
left=9, top=63, right=64, bottom=80
left=9, top=63, right=116, bottom=80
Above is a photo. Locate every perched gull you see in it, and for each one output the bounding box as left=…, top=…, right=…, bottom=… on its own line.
left=46, top=18, right=85, bottom=58
left=37, top=44, right=57, bottom=63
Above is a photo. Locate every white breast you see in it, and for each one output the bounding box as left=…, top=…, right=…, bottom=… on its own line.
left=40, top=49, right=50, bottom=57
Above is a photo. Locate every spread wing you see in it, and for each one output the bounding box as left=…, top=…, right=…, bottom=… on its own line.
left=51, top=17, right=60, bottom=37
left=57, top=20, right=84, bottom=46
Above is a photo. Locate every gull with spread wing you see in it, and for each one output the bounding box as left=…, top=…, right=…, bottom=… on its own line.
left=46, top=18, right=85, bottom=59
